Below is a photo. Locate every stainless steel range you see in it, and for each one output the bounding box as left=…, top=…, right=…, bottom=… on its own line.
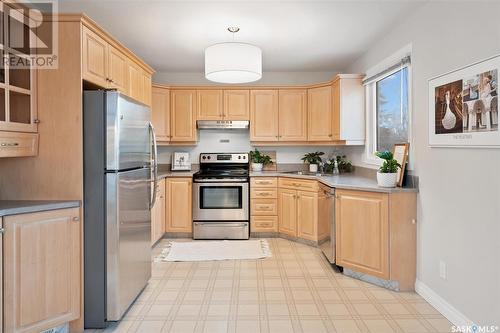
left=193, top=153, right=250, bottom=240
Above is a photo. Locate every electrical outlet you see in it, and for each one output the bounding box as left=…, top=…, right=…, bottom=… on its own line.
left=439, top=261, right=447, bottom=280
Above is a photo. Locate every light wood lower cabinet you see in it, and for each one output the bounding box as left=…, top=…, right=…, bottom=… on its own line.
left=335, top=190, right=389, bottom=279
left=296, top=190, right=319, bottom=241
left=166, top=177, right=192, bottom=233
left=3, top=208, right=81, bottom=333
left=251, top=177, right=278, bottom=233
left=151, top=178, right=166, bottom=245
left=277, top=188, right=298, bottom=236
left=335, top=189, right=417, bottom=290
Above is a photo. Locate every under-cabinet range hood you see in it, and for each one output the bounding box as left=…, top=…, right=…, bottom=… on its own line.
left=197, top=120, right=249, bottom=130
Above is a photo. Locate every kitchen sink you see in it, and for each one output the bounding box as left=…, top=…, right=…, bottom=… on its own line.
left=282, top=170, right=328, bottom=177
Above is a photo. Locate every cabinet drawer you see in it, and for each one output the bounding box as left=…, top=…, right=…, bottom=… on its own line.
left=251, top=216, right=278, bottom=232
left=250, top=177, right=277, bottom=188
left=278, top=177, right=318, bottom=192
left=251, top=198, right=278, bottom=215
left=0, top=132, right=38, bottom=158
left=251, top=188, right=277, bottom=199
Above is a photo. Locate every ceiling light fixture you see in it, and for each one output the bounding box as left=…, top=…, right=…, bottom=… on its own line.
left=205, top=27, right=262, bottom=84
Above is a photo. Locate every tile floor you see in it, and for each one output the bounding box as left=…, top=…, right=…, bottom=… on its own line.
left=85, top=238, right=453, bottom=333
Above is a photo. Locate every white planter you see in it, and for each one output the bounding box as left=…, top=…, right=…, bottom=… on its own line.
left=309, top=164, right=318, bottom=173
left=251, top=163, right=263, bottom=172
left=377, top=172, right=398, bottom=188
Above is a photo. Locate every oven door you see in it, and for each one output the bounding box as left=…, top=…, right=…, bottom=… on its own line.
left=193, top=182, right=249, bottom=221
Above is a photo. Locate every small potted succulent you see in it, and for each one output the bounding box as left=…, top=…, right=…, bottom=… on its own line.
left=374, top=150, right=401, bottom=187
left=249, top=149, right=272, bottom=172
left=301, top=151, right=324, bottom=173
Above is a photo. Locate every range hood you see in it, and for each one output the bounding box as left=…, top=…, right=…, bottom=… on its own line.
left=197, top=120, right=249, bottom=130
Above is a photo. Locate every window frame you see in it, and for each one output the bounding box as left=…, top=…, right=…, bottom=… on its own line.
left=364, top=59, right=413, bottom=169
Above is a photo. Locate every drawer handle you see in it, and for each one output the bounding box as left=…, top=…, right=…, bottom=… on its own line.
left=258, top=205, right=272, bottom=210
left=258, top=222, right=271, bottom=227
left=258, top=192, right=270, bottom=196
left=1, top=142, right=19, bottom=147
left=72, top=216, right=80, bottom=222
left=258, top=181, right=271, bottom=184
left=292, top=183, right=302, bottom=187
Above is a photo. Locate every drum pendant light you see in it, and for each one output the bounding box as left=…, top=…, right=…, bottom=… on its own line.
left=205, top=27, right=262, bottom=84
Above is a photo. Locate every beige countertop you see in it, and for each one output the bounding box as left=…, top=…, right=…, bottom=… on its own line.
left=250, top=171, right=418, bottom=193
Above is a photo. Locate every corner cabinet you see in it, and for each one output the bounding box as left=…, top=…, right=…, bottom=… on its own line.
left=170, top=90, right=197, bottom=142
left=3, top=208, right=81, bottom=332
left=0, top=4, right=39, bottom=158
left=335, top=189, right=417, bottom=290
left=166, top=177, right=192, bottom=233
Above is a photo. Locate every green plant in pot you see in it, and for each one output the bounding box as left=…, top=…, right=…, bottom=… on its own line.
left=374, top=150, right=401, bottom=187
left=249, top=149, right=272, bottom=172
left=301, top=151, right=324, bottom=173
left=324, top=155, right=354, bottom=174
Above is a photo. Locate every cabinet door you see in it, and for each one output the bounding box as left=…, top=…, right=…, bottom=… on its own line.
left=108, top=45, right=128, bottom=94
left=197, top=90, right=223, bottom=120
left=142, top=72, right=152, bottom=106
left=151, top=179, right=166, bottom=245
left=170, top=90, right=197, bottom=142
left=128, top=61, right=143, bottom=103
left=335, top=190, right=389, bottom=279
left=278, top=89, right=307, bottom=141
left=332, top=80, right=341, bottom=140
left=151, top=86, right=170, bottom=142
left=166, top=177, right=192, bottom=232
left=82, top=26, right=108, bottom=87
left=4, top=208, right=81, bottom=332
left=250, top=90, right=279, bottom=141
left=307, top=86, right=333, bottom=141
left=224, top=90, right=249, bottom=120
left=297, top=190, right=318, bottom=241
left=278, top=188, right=297, bottom=236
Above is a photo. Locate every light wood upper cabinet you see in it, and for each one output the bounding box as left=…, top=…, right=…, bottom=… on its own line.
left=142, top=72, right=152, bottom=106
left=3, top=208, right=81, bottom=333
left=128, top=61, right=143, bottom=103
left=151, top=86, right=171, bottom=142
left=197, top=90, right=223, bottom=120
left=224, top=90, right=250, bottom=120
left=250, top=90, right=279, bottom=141
left=335, top=190, right=389, bottom=279
left=166, top=177, right=192, bottom=233
left=82, top=25, right=154, bottom=106
left=278, top=188, right=297, bottom=236
left=108, top=45, right=129, bottom=94
left=296, top=190, right=318, bottom=241
left=151, top=179, right=166, bottom=245
left=307, top=86, right=333, bottom=141
left=170, top=90, right=197, bottom=142
left=82, top=26, right=108, bottom=87
left=278, top=89, right=307, bottom=141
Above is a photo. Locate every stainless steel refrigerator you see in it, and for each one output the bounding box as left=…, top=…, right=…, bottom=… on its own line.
left=83, top=91, right=158, bottom=328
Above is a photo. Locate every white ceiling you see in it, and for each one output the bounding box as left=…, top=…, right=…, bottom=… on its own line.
left=58, top=0, right=425, bottom=73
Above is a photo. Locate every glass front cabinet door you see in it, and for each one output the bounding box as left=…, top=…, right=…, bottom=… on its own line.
left=0, top=2, right=37, bottom=133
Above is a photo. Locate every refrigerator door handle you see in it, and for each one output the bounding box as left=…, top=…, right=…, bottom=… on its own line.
left=149, top=122, right=159, bottom=209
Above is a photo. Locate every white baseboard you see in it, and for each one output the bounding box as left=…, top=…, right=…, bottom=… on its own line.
left=415, top=279, right=474, bottom=327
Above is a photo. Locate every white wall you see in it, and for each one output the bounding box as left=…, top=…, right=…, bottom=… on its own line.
left=158, top=130, right=344, bottom=165
left=153, top=71, right=336, bottom=86
left=346, top=2, right=500, bottom=326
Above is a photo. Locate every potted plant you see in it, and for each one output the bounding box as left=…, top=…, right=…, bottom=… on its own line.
left=301, top=151, right=324, bottom=173
left=249, top=149, right=272, bottom=172
left=324, top=155, right=354, bottom=174
left=374, top=150, right=401, bottom=187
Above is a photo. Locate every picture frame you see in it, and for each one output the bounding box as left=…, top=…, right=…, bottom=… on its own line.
left=428, top=54, right=499, bottom=147
left=393, top=143, right=409, bottom=187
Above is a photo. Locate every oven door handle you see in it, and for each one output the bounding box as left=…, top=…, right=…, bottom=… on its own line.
left=193, top=182, right=248, bottom=187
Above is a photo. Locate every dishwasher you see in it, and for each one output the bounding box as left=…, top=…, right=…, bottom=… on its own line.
left=319, top=186, right=336, bottom=264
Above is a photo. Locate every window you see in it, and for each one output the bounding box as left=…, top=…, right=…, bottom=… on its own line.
left=364, top=53, right=412, bottom=167
left=376, top=67, right=409, bottom=151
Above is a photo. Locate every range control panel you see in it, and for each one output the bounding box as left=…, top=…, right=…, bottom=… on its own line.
left=199, top=153, right=248, bottom=163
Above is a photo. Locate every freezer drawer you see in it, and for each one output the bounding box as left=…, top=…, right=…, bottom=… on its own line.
left=106, top=168, right=151, bottom=321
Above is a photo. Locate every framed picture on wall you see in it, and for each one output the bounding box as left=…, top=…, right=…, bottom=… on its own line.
left=428, top=54, right=499, bottom=147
